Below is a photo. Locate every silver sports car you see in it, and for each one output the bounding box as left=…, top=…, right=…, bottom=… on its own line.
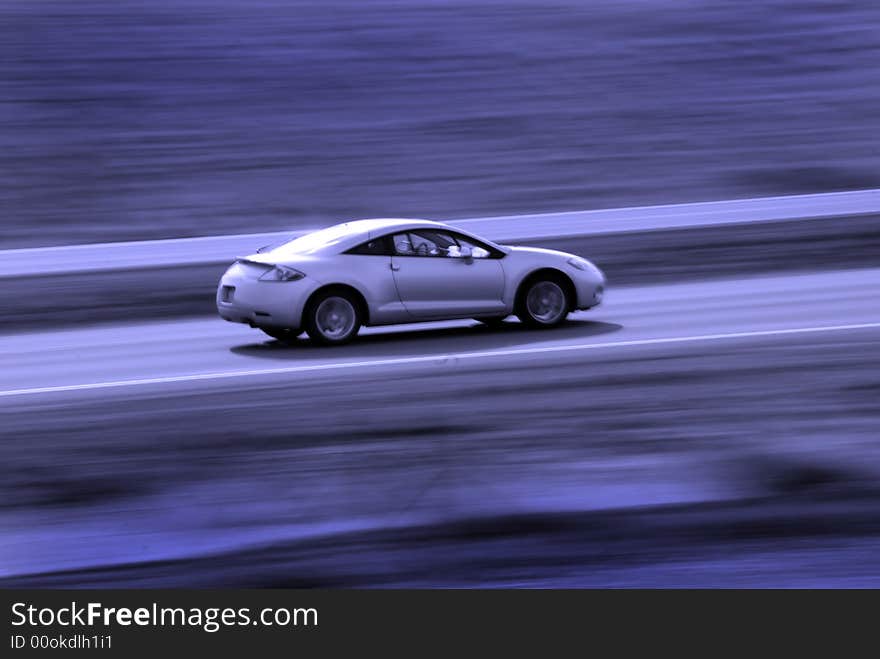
left=217, top=218, right=605, bottom=345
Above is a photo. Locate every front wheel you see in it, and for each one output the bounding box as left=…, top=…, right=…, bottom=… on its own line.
left=516, top=276, right=570, bottom=328
left=304, top=289, right=362, bottom=345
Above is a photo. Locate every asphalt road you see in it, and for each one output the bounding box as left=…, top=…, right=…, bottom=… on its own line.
left=4, top=212, right=880, bottom=333
left=2, top=267, right=879, bottom=586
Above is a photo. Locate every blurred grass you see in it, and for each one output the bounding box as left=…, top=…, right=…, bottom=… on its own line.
left=3, top=333, right=880, bottom=585
left=1, top=0, right=879, bottom=247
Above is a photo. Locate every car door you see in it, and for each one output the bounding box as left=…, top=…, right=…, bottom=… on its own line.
left=390, top=229, right=506, bottom=319
left=339, top=235, right=410, bottom=325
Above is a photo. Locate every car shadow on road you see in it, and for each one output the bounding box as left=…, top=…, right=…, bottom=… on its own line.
left=229, top=319, right=623, bottom=362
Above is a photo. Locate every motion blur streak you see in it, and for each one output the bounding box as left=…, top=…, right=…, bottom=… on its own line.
left=2, top=0, right=879, bottom=247
left=2, top=188, right=878, bottom=277
left=2, top=266, right=880, bottom=586
left=3, top=0, right=880, bottom=588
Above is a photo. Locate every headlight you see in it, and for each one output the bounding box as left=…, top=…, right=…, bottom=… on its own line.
left=567, top=257, right=589, bottom=271
left=568, top=257, right=604, bottom=280
left=259, top=265, right=306, bottom=282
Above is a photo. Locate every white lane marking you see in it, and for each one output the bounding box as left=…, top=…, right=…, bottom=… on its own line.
left=1, top=322, right=879, bottom=399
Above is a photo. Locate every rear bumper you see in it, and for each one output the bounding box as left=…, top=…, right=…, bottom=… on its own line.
left=217, top=301, right=290, bottom=329
left=216, top=272, right=317, bottom=330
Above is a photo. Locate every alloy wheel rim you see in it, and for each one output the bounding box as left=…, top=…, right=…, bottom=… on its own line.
left=315, top=297, right=356, bottom=339
left=526, top=281, right=565, bottom=323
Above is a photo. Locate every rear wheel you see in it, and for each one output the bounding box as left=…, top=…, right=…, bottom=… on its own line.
left=304, top=289, right=362, bottom=345
left=516, top=275, right=570, bottom=328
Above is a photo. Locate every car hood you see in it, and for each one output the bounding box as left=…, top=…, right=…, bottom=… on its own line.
left=504, top=245, right=575, bottom=260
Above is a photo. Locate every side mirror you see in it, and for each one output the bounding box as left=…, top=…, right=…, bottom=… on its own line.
left=458, top=245, right=473, bottom=260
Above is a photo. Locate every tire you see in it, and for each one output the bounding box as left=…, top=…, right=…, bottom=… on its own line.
left=261, top=327, right=300, bottom=343
left=516, top=274, right=571, bottom=328
left=304, top=289, right=362, bottom=345
left=474, top=316, right=508, bottom=327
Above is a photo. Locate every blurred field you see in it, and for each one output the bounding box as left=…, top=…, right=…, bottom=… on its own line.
left=2, top=0, right=879, bottom=247
left=3, top=328, right=880, bottom=587
left=3, top=0, right=880, bottom=591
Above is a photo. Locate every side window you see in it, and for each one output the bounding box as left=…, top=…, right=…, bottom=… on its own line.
left=346, top=237, right=391, bottom=256
left=451, top=234, right=492, bottom=259
left=392, top=233, right=416, bottom=255
left=393, top=230, right=464, bottom=257
left=414, top=230, right=458, bottom=256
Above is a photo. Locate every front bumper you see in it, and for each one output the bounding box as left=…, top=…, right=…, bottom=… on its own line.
left=571, top=269, right=605, bottom=310
left=579, top=282, right=604, bottom=309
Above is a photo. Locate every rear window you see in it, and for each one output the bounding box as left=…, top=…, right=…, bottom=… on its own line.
left=346, top=237, right=391, bottom=255
left=268, top=224, right=353, bottom=256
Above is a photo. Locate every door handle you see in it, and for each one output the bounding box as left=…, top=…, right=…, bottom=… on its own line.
left=390, top=263, right=400, bottom=271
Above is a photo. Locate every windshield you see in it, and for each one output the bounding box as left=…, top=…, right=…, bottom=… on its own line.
left=268, top=224, right=353, bottom=256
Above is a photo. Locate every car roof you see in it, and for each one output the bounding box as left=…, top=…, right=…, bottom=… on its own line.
left=335, top=218, right=447, bottom=238
left=333, top=218, right=508, bottom=251
left=260, top=217, right=507, bottom=259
